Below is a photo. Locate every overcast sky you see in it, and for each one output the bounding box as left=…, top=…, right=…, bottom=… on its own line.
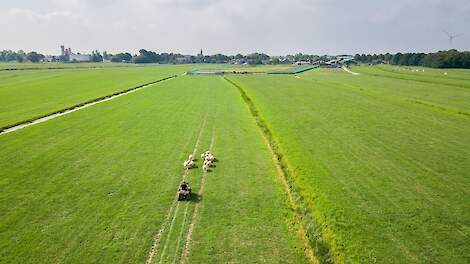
left=1, top=0, right=469, bottom=55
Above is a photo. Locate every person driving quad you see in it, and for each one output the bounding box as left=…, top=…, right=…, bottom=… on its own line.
left=180, top=181, right=189, bottom=191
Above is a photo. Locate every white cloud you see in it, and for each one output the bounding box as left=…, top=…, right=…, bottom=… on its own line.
left=0, top=0, right=469, bottom=55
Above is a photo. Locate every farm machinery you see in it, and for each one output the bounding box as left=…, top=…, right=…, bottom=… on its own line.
left=178, top=181, right=192, bottom=201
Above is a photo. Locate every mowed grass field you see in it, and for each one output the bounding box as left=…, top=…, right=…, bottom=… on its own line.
left=0, top=73, right=308, bottom=263
left=0, top=65, right=190, bottom=129
left=227, top=67, right=470, bottom=263
left=2, top=63, right=469, bottom=264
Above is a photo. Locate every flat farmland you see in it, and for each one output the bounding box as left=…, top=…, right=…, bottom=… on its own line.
left=0, top=65, right=190, bottom=129
left=0, top=74, right=308, bottom=263
left=2, top=63, right=469, bottom=264
left=227, top=67, right=470, bottom=263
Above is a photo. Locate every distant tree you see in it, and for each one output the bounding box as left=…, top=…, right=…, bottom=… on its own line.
left=102, top=51, right=111, bottom=60
left=246, top=53, right=270, bottom=65
left=16, top=50, right=26, bottom=62
left=133, top=49, right=158, bottom=63
left=111, top=52, right=132, bottom=62
left=398, top=53, right=411, bottom=65
left=26, top=52, right=45, bottom=63
left=91, top=50, right=103, bottom=62
left=384, top=53, right=392, bottom=62
left=0, top=50, right=19, bottom=62
left=460, top=51, right=470, bottom=68
left=391, top=53, right=402, bottom=65
left=271, top=57, right=281, bottom=64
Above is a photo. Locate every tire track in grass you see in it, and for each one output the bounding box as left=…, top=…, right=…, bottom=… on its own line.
left=170, top=201, right=190, bottom=264
left=0, top=75, right=177, bottom=135
left=157, top=203, right=181, bottom=264
left=179, top=127, right=216, bottom=264
left=145, top=114, right=207, bottom=264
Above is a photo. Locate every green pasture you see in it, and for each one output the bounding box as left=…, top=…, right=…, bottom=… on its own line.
left=0, top=65, right=190, bottom=129
left=1, top=63, right=469, bottom=264
left=227, top=67, right=470, bottom=263
left=0, top=75, right=307, bottom=263
left=353, top=64, right=470, bottom=89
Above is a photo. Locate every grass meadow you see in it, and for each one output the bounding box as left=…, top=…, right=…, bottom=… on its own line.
left=1, top=64, right=469, bottom=263
left=0, top=65, right=190, bottom=129
left=227, top=67, right=470, bottom=263
left=0, top=74, right=307, bottom=263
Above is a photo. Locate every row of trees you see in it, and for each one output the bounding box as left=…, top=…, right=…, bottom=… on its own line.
left=0, top=50, right=45, bottom=63
left=354, top=50, right=470, bottom=68
left=116, top=49, right=273, bottom=65
left=2, top=49, right=470, bottom=68
left=0, top=50, right=313, bottom=65
left=122, top=51, right=329, bottom=65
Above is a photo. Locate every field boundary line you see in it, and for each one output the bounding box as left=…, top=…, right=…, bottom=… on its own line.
left=179, top=127, right=215, bottom=264
left=145, top=114, right=207, bottom=264
left=224, top=76, right=338, bottom=264
left=0, top=75, right=178, bottom=135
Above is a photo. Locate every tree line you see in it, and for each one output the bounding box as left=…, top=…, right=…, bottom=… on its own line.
left=121, top=49, right=272, bottom=65
left=2, top=48, right=470, bottom=69
left=0, top=49, right=318, bottom=65
left=0, top=50, right=45, bottom=63
left=354, top=49, right=470, bottom=68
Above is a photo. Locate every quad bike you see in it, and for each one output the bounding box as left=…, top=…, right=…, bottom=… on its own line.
left=178, top=182, right=192, bottom=201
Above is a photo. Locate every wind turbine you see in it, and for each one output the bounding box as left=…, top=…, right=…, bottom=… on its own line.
left=443, top=30, right=462, bottom=48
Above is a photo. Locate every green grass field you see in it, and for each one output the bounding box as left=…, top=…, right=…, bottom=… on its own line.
left=1, top=64, right=469, bottom=263
left=0, top=74, right=308, bottom=263
left=0, top=65, right=190, bottom=129
left=227, top=67, right=470, bottom=263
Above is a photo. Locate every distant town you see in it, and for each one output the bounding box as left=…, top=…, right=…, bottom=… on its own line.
left=1, top=46, right=469, bottom=69
left=36, top=45, right=358, bottom=67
